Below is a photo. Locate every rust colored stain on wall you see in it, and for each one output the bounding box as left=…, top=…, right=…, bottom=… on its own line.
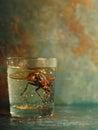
left=68, top=19, right=91, bottom=55
left=73, top=0, right=94, bottom=10
left=92, top=38, right=98, bottom=61
left=60, top=0, right=94, bottom=56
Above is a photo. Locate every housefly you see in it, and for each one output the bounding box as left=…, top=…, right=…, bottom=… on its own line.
left=9, top=69, right=55, bottom=104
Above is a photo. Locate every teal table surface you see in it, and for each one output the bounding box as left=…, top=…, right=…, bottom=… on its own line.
left=0, top=105, right=98, bottom=130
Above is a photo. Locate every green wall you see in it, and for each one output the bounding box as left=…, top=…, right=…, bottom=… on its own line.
left=0, top=0, right=98, bottom=109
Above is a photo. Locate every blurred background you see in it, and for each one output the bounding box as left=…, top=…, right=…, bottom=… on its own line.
left=0, top=0, right=98, bottom=113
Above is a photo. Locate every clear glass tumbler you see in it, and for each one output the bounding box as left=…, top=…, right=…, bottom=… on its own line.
left=7, top=57, right=57, bottom=118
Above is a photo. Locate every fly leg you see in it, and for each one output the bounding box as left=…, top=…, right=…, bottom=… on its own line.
left=35, top=87, right=46, bottom=105
left=20, top=82, right=29, bottom=96
left=43, top=86, right=51, bottom=99
left=20, top=81, right=35, bottom=96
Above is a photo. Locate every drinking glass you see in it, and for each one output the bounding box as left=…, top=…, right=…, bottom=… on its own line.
left=7, top=57, right=57, bottom=118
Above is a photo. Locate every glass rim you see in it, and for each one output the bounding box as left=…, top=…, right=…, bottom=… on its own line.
left=7, top=57, right=57, bottom=61
left=7, top=57, right=57, bottom=68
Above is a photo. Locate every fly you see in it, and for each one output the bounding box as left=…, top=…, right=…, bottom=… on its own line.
left=9, top=69, right=54, bottom=104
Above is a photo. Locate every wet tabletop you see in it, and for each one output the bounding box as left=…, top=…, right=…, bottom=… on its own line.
left=0, top=105, right=98, bottom=130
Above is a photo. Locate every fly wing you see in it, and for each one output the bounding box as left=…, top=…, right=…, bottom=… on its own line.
left=9, top=70, right=31, bottom=80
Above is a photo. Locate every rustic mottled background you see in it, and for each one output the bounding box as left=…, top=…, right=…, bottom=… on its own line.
left=0, top=0, right=98, bottom=111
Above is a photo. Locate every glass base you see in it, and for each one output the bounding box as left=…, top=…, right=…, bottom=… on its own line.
left=10, top=105, right=53, bottom=118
